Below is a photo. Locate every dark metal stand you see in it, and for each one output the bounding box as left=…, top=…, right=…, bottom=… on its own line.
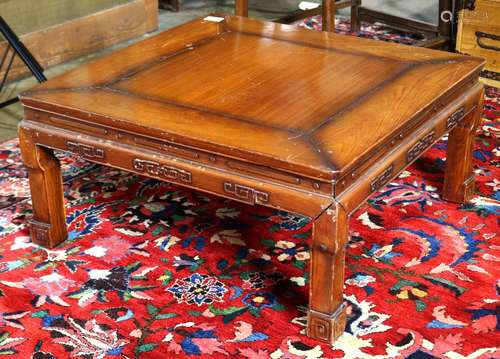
left=0, top=16, right=46, bottom=109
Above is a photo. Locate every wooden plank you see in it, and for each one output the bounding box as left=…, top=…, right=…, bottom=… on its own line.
left=0, top=0, right=158, bottom=83
left=0, top=0, right=133, bottom=36
left=144, top=0, right=160, bottom=32
left=418, top=36, right=449, bottom=49
left=456, top=1, right=500, bottom=73
left=358, top=7, right=438, bottom=37
left=480, top=76, right=500, bottom=88
left=235, top=0, right=249, bottom=17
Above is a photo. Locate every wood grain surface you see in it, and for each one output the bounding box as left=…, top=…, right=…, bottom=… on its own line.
left=0, top=0, right=158, bottom=83
left=20, top=15, right=484, bottom=182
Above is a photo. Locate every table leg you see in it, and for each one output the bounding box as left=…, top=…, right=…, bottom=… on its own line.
left=322, top=0, right=335, bottom=32
left=235, top=0, right=248, bottom=17
left=307, top=202, right=348, bottom=343
left=350, top=0, right=361, bottom=33
left=18, top=126, right=67, bottom=248
left=443, top=94, right=483, bottom=203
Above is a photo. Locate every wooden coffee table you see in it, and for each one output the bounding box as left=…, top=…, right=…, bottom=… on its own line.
left=18, top=15, right=484, bottom=344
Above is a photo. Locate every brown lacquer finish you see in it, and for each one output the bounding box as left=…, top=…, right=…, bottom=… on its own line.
left=18, top=129, right=67, bottom=248
left=443, top=96, right=484, bottom=203
left=18, top=16, right=484, bottom=344
left=235, top=0, right=248, bottom=17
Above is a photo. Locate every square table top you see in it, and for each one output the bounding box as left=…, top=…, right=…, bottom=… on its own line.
left=20, top=15, right=484, bottom=181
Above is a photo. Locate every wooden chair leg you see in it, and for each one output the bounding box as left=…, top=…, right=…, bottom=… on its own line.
left=307, top=202, right=347, bottom=343
left=443, top=92, right=484, bottom=204
left=18, top=125, right=67, bottom=248
left=438, top=0, right=453, bottom=49
left=235, top=0, right=248, bottom=17
left=322, top=0, right=335, bottom=32
left=350, top=0, right=361, bottom=32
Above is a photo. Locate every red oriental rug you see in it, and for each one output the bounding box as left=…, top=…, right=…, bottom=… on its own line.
left=0, top=21, right=499, bottom=359
left=297, top=15, right=426, bottom=45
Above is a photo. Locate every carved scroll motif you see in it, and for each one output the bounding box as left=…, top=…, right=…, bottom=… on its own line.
left=370, top=164, right=394, bottom=192
left=223, top=182, right=269, bottom=205
left=66, top=141, right=105, bottom=159
left=307, top=304, right=347, bottom=343
left=308, top=314, right=332, bottom=342
left=407, top=131, right=435, bottom=163
left=446, top=107, right=466, bottom=130
left=133, top=159, right=192, bottom=184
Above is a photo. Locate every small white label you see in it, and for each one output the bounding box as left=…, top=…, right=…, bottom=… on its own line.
left=203, top=16, right=225, bottom=23
left=298, top=1, right=320, bottom=10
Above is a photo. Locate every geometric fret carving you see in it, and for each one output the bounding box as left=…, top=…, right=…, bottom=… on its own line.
left=133, top=159, right=192, bottom=184
left=370, top=164, right=394, bottom=192
left=407, top=131, right=435, bottom=164
left=66, top=141, right=105, bottom=159
left=308, top=313, right=332, bottom=341
left=30, top=220, right=50, bottom=245
left=223, top=182, right=269, bottom=205
left=446, top=107, right=466, bottom=130
left=307, top=304, right=347, bottom=343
